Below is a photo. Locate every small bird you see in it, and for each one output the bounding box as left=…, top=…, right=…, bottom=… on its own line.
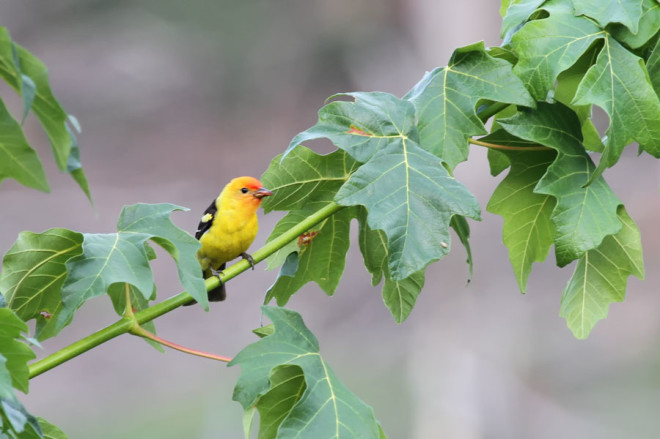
left=194, top=176, right=273, bottom=302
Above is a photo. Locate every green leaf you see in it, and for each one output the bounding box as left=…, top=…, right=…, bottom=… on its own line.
left=38, top=418, right=68, bottom=439
left=0, top=393, right=42, bottom=439
left=58, top=204, right=207, bottom=331
left=336, top=137, right=481, bottom=280
left=572, top=0, right=644, bottom=33
left=64, top=122, right=91, bottom=202
left=261, top=147, right=360, bottom=213
left=242, top=406, right=256, bottom=439
left=265, top=204, right=355, bottom=305
left=512, top=7, right=660, bottom=176
left=648, top=36, right=660, bottom=95
left=357, top=212, right=425, bottom=323
left=261, top=147, right=360, bottom=304
left=406, top=41, right=534, bottom=169
left=560, top=207, right=644, bottom=338
left=285, top=92, right=417, bottom=163
left=608, top=0, right=660, bottom=49
left=261, top=147, right=356, bottom=273
left=0, top=229, right=83, bottom=341
left=554, top=44, right=604, bottom=152
left=107, top=283, right=163, bottom=352
left=254, top=365, right=306, bottom=439
left=572, top=35, right=660, bottom=179
left=0, top=28, right=88, bottom=198
left=0, top=354, right=40, bottom=439
left=487, top=147, right=557, bottom=292
left=230, top=306, right=382, bottom=439
left=0, top=354, right=14, bottom=399
left=0, top=98, right=49, bottom=192
left=498, top=102, right=622, bottom=266
left=13, top=45, right=71, bottom=171
left=0, top=28, right=34, bottom=123
left=282, top=92, right=481, bottom=280
left=450, top=215, right=474, bottom=281
left=500, top=0, right=546, bottom=41
left=511, top=11, right=603, bottom=101
left=0, top=309, right=35, bottom=394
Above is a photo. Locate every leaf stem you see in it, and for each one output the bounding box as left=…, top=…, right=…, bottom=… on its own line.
left=28, top=202, right=345, bottom=379
left=476, top=102, right=510, bottom=122
left=130, top=325, right=232, bottom=362
left=468, top=138, right=552, bottom=151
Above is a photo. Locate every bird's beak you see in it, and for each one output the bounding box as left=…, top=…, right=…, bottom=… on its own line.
left=254, top=187, right=273, bottom=199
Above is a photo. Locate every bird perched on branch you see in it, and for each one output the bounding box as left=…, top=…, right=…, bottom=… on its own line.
left=194, top=176, right=273, bottom=302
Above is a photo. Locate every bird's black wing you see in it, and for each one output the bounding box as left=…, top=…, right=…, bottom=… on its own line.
left=195, top=200, right=217, bottom=239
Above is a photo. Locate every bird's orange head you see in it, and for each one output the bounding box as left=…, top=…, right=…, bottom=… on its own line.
left=223, top=176, right=273, bottom=207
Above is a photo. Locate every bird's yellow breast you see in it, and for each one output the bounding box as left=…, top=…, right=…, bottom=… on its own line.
left=197, top=205, right=259, bottom=270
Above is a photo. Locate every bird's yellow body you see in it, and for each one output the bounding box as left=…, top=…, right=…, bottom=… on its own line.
left=195, top=176, right=272, bottom=301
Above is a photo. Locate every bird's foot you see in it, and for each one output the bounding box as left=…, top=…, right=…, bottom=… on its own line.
left=210, top=268, right=225, bottom=283
left=240, top=252, right=255, bottom=270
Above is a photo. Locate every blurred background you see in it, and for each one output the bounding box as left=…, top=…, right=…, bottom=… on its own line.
left=1, top=1, right=659, bottom=438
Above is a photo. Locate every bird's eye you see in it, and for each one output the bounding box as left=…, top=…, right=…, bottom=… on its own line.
left=241, top=187, right=248, bottom=194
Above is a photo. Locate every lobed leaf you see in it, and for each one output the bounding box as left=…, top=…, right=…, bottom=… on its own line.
left=255, top=365, right=306, bottom=439
left=498, top=102, right=622, bottom=266
left=608, top=0, right=660, bottom=49
left=261, top=147, right=359, bottom=305
left=560, top=207, right=644, bottom=338
left=571, top=0, right=644, bottom=33
left=283, top=92, right=480, bottom=281
left=230, top=306, right=382, bottom=439
left=0, top=27, right=89, bottom=198
left=0, top=229, right=83, bottom=341
left=0, top=309, right=35, bottom=394
left=336, top=139, right=481, bottom=280
left=511, top=8, right=660, bottom=179
left=500, top=0, right=546, bottom=42
left=0, top=389, right=42, bottom=439
left=572, top=35, right=660, bottom=180
left=648, top=36, right=660, bottom=95
left=487, top=147, right=557, bottom=292
left=57, top=203, right=207, bottom=332
left=511, top=10, right=603, bottom=101
left=38, top=418, right=68, bottom=439
left=261, top=147, right=359, bottom=213
left=0, top=98, right=49, bottom=192
left=357, top=213, right=425, bottom=323
left=265, top=204, right=356, bottom=305
left=285, top=92, right=417, bottom=163
left=406, top=41, right=534, bottom=169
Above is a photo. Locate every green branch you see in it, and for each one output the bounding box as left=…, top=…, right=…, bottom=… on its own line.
left=28, top=201, right=345, bottom=379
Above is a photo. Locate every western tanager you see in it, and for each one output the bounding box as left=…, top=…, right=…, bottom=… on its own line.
left=195, top=176, right=273, bottom=302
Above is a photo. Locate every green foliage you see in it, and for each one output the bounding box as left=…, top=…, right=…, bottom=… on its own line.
left=486, top=147, right=557, bottom=293
left=560, top=207, right=644, bottom=339
left=405, top=41, right=534, bottom=169
left=0, top=229, right=83, bottom=341
left=0, top=309, right=39, bottom=439
left=60, top=204, right=207, bottom=330
left=0, top=27, right=89, bottom=199
left=1, top=1, right=659, bottom=438
left=230, top=307, right=382, bottom=439
left=510, top=4, right=660, bottom=181
left=497, top=102, right=623, bottom=266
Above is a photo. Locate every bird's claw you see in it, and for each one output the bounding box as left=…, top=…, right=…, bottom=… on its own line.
left=240, top=252, right=256, bottom=270
left=210, top=268, right=225, bottom=285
